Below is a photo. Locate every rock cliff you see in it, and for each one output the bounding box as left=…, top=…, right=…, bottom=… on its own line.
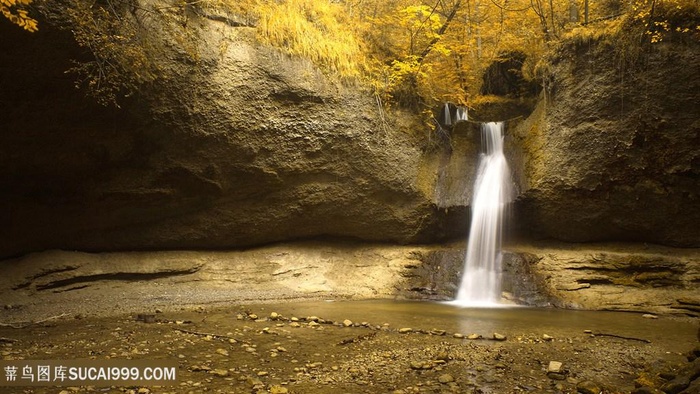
left=0, top=13, right=460, bottom=259
left=510, top=36, right=700, bottom=246
left=1, top=5, right=699, bottom=260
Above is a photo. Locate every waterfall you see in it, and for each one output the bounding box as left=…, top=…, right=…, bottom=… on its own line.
left=453, top=122, right=513, bottom=306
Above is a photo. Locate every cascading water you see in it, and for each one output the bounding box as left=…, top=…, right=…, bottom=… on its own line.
left=453, top=122, right=513, bottom=307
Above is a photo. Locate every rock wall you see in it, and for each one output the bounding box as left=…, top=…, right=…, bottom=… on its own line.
left=510, top=37, right=700, bottom=246
left=2, top=3, right=699, bottom=260
left=0, top=10, right=463, bottom=259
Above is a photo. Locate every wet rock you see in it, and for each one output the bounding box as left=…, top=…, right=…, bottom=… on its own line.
left=577, top=380, right=602, bottom=394
left=659, top=376, right=690, bottom=394
left=679, top=378, right=700, bottom=394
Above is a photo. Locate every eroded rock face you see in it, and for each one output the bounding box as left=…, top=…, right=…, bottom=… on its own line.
left=510, top=39, right=700, bottom=246
left=504, top=243, right=700, bottom=315
left=0, top=13, right=460, bottom=259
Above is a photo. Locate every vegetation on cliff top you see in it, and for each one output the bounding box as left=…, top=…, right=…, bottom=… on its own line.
left=14, top=0, right=700, bottom=110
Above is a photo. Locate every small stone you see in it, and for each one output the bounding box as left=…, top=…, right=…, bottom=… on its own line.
left=548, top=361, right=563, bottom=373
left=493, top=333, right=507, bottom=341
left=547, top=372, right=567, bottom=380
left=542, top=334, right=554, bottom=341
left=429, top=329, right=446, bottom=336
left=257, top=371, right=268, bottom=377
left=307, top=316, right=319, bottom=322
left=583, top=329, right=593, bottom=334
left=154, top=308, right=163, bottom=314
left=246, top=377, right=264, bottom=388
left=642, top=314, right=658, bottom=319
left=410, top=361, right=423, bottom=370
left=289, top=322, right=301, bottom=328
left=343, top=319, right=353, bottom=327
left=438, top=373, right=455, bottom=384
left=137, top=389, right=150, bottom=394
left=248, top=313, right=258, bottom=320
left=308, top=321, right=320, bottom=327
left=276, top=346, right=287, bottom=352
left=399, top=328, right=413, bottom=334
left=577, top=380, right=602, bottom=394
left=269, top=385, right=288, bottom=394
left=453, top=333, right=464, bottom=339
left=467, top=333, right=482, bottom=340
left=209, top=369, right=229, bottom=377
left=215, top=348, right=229, bottom=356
left=270, top=312, right=280, bottom=320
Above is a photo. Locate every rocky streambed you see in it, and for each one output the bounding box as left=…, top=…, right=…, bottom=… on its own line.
left=0, top=301, right=698, bottom=394
left=1, top=241, right=698, bottom=393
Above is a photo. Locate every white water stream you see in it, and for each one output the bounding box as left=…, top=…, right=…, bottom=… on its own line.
left=453, top=122, right=513, bottom=307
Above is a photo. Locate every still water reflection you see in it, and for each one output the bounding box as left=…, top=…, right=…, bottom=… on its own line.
left=269, top=299, right=696, bottom=354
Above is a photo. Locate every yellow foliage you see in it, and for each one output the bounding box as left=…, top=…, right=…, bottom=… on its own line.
left=240, top=0, right=365, bottom=78
left=1, top=0, right=38, bottom=32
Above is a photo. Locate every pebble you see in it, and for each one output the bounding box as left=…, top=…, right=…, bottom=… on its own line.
left=289, top=322, right=301, bottom=328
left=577, top=380, right=602, bottom=394
left=542, top=334, right=554, bottom=341
left=209, top=369, right=229, bottom=377
left=548, top=361, right=563, bottom=373
left=438, top=373, right=454, bottom=383
left=467, top=333, right=482, bottom=340
left=429, top=329, right=446, bottom=336
left=308, top=321, right=320, bottom=327
left=399, top=328, right=413, bottom=334
left=453, top=333, right=464, bottom=339
left=248, top=314, right=258, bottom=320
left=215, top=348, right=229, bottom=357
left=642, top=314, right=658, bottom=319
left=270, top=312, right=280, bottom=320
left=257, top=371, right=268, bottom=377
left=269, top=386, right=288, bottom=394
left=493, top=333, right=507, bottom=341
left=343, top=319, right=353, bottom=327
